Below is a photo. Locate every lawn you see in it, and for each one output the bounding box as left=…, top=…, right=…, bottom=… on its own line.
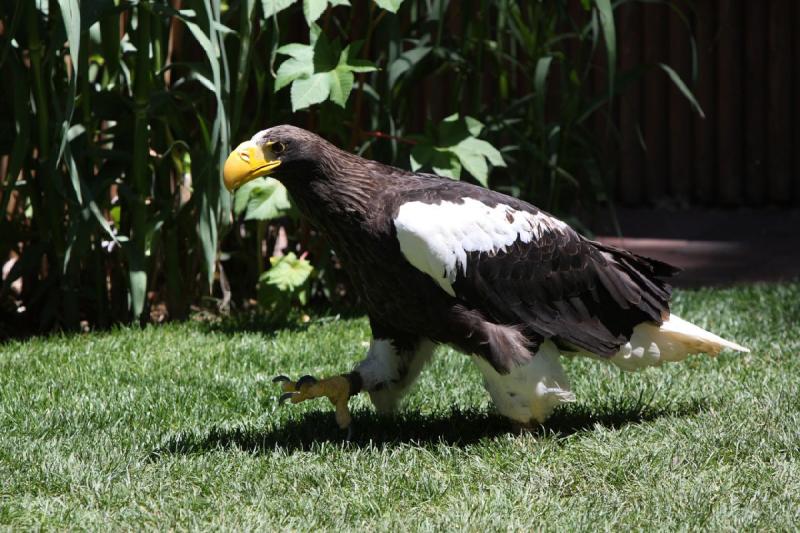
left=1, top=284, right=798, bottom=529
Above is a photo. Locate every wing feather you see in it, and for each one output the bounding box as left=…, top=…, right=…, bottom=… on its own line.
left=392, top=180, right=678, bottom=357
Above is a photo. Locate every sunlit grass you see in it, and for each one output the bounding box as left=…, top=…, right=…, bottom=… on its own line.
left=1, top=284, right=798, bottom=529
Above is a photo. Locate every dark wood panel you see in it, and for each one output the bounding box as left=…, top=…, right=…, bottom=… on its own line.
left=744, top=0, right=767, bottom=205
left=643, top=2, right=669, bottom=203
left=618, top=2, right=644, bottom=204
left=668, top=1, right=693, bottom=203
left=767, top=0, right=793, bottom=204
left=693, top=0, right=717, bottom=204
left=608, top=1, right=800, bottom=207
left=592, top=24, right=610, bottom=195
left=716, top=0, right=744, bottom=205
left=796, top=1, right=800, bottom=204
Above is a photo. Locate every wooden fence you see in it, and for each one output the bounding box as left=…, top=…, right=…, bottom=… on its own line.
left=614, top=0, right=799, bottom=207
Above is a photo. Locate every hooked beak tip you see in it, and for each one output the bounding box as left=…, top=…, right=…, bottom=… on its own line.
left=223, top=141, right=280, bottom=191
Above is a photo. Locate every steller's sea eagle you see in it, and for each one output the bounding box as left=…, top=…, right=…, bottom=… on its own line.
left=223, top=125, right=748, bottom=434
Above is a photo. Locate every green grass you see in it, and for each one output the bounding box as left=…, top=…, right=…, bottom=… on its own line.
left=1, top=284, right=799, bottom=529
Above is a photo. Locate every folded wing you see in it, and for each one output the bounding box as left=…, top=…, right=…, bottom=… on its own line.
left=393, top=184, right=679, bottom=357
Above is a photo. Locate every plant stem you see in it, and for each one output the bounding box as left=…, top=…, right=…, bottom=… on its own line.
left=129, top=2, right=152, bottom=323
left=349, top=3, right=384, bottom=150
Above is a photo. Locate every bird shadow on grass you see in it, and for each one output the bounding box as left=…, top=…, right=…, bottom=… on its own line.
left=150, top=397, right=708, bottom=458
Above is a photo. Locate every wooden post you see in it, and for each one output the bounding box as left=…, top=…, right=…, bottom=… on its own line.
left=796, top=1, right=800, bottom=204
left=716, top=0, right=744, bottom=205
left=618, top=2, right=644, bottom=205
left=744, top=0, right=767, bottom=206
left=767, top=0, right=793, bottom=204
left=693, top=0, right=717, bottom=204
left=643, top=2, right=668, bottom=203
left=668, top=0, right=694, bottom=204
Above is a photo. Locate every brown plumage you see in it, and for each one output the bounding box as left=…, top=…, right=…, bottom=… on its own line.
left=224, top=125, right=747, bottom=431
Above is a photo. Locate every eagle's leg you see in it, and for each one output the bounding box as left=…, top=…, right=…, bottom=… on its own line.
left=354, top=337, right=435, bottom=413
left=273, top=373, right=361, bottom=431
left=471, top=341, right=576, bottom=425
left=272, top=334, right=433, bottom=434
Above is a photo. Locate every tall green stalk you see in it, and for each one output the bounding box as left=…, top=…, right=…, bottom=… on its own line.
left=0, top=0, right=703, bottom=333
left=129, top=3, right=153, bottom=322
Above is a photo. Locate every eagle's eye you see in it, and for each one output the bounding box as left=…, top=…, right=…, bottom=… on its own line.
left=272, top=141, right=286, bottom=154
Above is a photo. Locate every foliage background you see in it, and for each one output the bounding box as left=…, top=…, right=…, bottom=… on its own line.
left=0, top=0, right=700, bottom=336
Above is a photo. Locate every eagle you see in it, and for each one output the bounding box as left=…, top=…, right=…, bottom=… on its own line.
left=223, top=125, right=748, bottom=434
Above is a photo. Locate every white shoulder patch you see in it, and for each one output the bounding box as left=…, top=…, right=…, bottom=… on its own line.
left=394, top=198, right=568, bottom=295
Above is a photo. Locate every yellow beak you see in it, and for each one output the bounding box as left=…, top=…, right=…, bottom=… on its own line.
left=223, top=140, right=282, bottom=191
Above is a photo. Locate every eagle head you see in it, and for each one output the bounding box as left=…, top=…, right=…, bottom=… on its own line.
left=223, top=125, right=330, bottom=191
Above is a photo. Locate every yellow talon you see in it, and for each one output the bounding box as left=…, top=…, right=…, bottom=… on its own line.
left=274, top=374, right=353, bottom=430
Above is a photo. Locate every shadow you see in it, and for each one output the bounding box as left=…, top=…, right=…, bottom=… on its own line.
left=150, top=397, right=708, bottom=457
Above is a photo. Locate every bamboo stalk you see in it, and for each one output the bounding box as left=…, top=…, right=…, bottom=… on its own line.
left=129, top=3, right=152, bottom=322
left=232, top=0, right=256, bottom=138
left=26, top=1, right=66, bottom=327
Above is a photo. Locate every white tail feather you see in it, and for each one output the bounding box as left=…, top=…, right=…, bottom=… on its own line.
left=575, top=314, right=749, bottom=372
left=657, top=314, right=749, bottom=354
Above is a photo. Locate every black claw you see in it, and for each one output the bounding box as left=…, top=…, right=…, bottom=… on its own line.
left=278, top=391, right=297, bottom=404
left=272, top=375, right=291, bottom=384
left=295, top=375, right=318, bottom=388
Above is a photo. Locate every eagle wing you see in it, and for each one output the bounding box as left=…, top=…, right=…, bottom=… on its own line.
left=391, top=180, right=679, bottom=357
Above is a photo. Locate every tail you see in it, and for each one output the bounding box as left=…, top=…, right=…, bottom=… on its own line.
left=657, top=314, right=749, bottom=355
left=602, top=314, right=749, bottom=372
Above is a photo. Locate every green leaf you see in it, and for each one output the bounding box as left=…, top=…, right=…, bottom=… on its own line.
left=450, top=138, right=505, bottom=187
left=275, top=42, right=315, bottom=91
left=312, top=31, right=340, bottom=72
left=593, top=0, right=616, bottom=97
left=290, top=72, right=331, bottom=111
left=373, top=0, right=404, bottom=13
left=275, top=31, right=374, bottom=110
left=276, top=42, right=313, bottom=60
left=409, top=144, right=429, bottom=172
left=328, top=68, right=355, bottom=107
left=451, top=147, right=487, bottom=185
left=57, top=0, right=81, bottom=76
left=55, top=0, right=81, bottom=201
left=198, top=191, right=219, bottom=290
left=261, top=0, right=296, bottom=18
left=456, top=137, right=506, bottom=168
left=234, top=178, right=292, bottom=221
left=308, top=22, right=322, bottom=44
left=124, top=242, right=147, bottom=321
left=432, top=152, right=461, bottom=180
left=257, top=252, right=314, bottom=320
left=463, top=116, right=484, bottom=137
left=274, top=55, right=312, bottom=91
left=339, top=44, right=378, bottom=73
left=439, top=114, right=475, bottom=145
left=303, top=0, right=327, bottom=25
left=262, top=252, right=313, bottom=292
left=388, top=45, right=431, bottom=86
left=659, top=63, right=705, bottom=119
left=533, top=56, right=553, bottom=120
left=410, top=144, right=461, bottom=180
left=410, top=115, right=505, bottom=185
